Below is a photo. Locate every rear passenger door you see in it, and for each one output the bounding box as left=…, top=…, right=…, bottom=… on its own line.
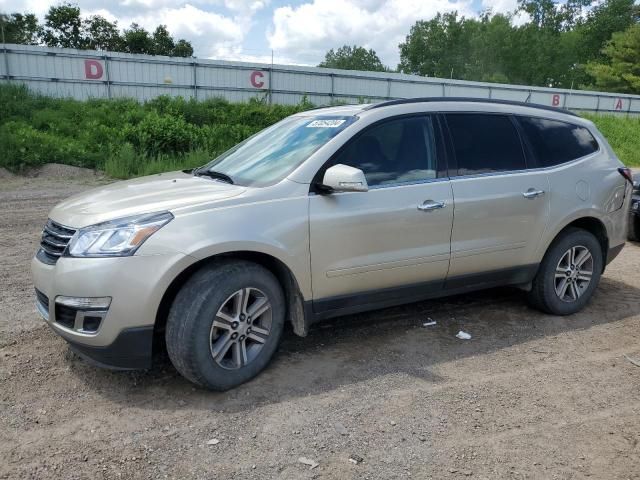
left=444, top=113, right=550, bottom=285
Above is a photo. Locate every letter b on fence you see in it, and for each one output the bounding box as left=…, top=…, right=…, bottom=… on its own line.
left=84, top=60, right=104, bottom=80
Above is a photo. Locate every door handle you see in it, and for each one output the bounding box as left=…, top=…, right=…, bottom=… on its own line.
left=522, top=188, right=545, bottom=199
left=417, top=200, right=446, bottom=211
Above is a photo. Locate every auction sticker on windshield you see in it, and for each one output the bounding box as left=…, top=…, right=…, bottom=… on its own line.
left=306, top=119, right=347, bottom=128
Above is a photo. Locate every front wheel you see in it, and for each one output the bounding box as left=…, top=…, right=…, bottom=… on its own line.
left=166, top=260, right=285, bottom=390
left=528, top=227, right=603, bottom=315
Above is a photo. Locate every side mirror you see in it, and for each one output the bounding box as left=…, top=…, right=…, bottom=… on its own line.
left=322, top=164, right=369, bottom=193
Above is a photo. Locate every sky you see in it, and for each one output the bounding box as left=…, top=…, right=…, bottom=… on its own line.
left=0, top=0, right=523, bottom=67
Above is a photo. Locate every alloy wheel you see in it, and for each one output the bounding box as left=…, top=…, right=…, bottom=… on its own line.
left=209, top=287, right=272, bottom=369
left=554, top=245, right=594, bottom=303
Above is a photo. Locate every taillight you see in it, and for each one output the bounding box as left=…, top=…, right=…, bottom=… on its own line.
left=618, top=167, right=633, bottom=184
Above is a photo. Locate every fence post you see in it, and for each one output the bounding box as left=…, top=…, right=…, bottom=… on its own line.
left=2, top=47, right=9, bottom=81
left=104, top=55, right=111, bottom=99
left=330, top=73, right=334, bottom=104
left=268, top=66, right=273, bottom=105
left=595, top=95, right=600, bottom=114
left=386, top=78, right=391, bottom=99
left=1, top=23, right=9, bottom=81
left=192, top=61, right=197, bottom=100
left=441, top=82, right=446, bottom=96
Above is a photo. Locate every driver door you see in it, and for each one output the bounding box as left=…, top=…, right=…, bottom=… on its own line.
left=308, top=115, right=454, bottom=314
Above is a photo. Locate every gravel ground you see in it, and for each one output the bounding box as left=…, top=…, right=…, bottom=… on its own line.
left=1, top=175, right=639, bottom=480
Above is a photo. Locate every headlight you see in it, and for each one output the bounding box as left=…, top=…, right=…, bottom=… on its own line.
left=66, top=212, right=174, bottom=258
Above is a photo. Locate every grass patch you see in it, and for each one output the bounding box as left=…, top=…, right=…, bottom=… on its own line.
left=583, top=113, right=640, bottom=167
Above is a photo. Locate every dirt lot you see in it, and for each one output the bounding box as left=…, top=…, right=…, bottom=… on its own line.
left=1, top=175, right=640, bottom=480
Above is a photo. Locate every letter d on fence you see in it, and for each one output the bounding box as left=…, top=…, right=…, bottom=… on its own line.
left=84, top=59, right=104, bottom=80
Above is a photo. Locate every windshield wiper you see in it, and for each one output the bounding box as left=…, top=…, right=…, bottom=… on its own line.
left=194, top=169, right=234, bottom=184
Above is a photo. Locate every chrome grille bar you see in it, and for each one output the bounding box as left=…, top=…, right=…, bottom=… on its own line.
left=37, top=219, right=76, bottom=265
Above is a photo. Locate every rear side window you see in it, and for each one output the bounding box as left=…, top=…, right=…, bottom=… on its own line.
left=518, top=117, right=599, bottom=167
left=332, top=116, right=437, bottom=186
left=445, top=113, right=526, bottom=176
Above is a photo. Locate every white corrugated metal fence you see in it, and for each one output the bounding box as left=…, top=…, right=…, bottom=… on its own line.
left=1, top=43, right=639, bottom=114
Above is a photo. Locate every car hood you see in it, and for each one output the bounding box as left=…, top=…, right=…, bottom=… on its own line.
left=49, top=171, right=247, bottom=228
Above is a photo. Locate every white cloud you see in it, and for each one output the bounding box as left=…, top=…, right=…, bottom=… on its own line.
left=0, top=0, right=51, bottom=15
left=480, top=0, right=518, bottom=14
left=123, top=4, right=245, bottom=57
left=267, top=0, right=475, bottom=68
left=481, top=0, right=529, bottom=24
left=1, top=0, right=265, bottom=59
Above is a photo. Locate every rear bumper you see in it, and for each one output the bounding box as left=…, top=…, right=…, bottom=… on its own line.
left=66, top=326, right=154, bottom=370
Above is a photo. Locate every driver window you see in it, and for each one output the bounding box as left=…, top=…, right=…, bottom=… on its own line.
left=332, top=116, right=437, bottom=187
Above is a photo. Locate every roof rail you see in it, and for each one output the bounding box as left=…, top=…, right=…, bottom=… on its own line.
left=364, top=97, right=578, bottom=117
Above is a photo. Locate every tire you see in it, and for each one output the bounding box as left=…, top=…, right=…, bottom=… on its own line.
left=628, top=214, right=640, bottom=242
left=528, top=227, right=603, bottom=315
left=166, top=260, right=285, bottom=390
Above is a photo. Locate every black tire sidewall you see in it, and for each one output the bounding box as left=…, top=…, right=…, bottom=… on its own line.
left=167, top=261, right=285, bottom=390
left=629, top=214, right=640, bottom=242
left=538, top=230, right=603, bottom=315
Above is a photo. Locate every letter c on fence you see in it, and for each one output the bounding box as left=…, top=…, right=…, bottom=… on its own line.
left=552, top=94, right=560, bottom=107
left=84, top=59, right=104, bottom=80
left=250, top=71, right=265, bottom=89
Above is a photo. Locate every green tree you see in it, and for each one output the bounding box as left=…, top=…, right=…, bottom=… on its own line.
left=152, top=25, right=175, bottom=56
left=84, top=15, right=122, bottom=51
left=41, top=3, right=87, bottom=49
left=398, top=12, right=481, bottom=79
left=0, top=13, right=40, bottom=44
left=123, top=23, right=153, bottom=54
left=172, top=39, right=194, bottom=57
left=586, top=24, right=640, bottom=94
left=576, top=0, right=639, bottom=62
left=318, top=45, right=387, bottom=72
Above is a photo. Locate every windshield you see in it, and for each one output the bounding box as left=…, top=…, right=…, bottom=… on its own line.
left=199, top=115, right=356, bottom=186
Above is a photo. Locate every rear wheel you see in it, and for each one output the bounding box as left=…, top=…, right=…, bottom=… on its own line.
left=166, top=260, right=285, bottom=390
left=528, top=227, right=603, bottom=315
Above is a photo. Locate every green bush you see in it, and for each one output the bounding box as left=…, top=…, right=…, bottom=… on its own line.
left=0, top=85, right=314, bottom=175
left=1, top=84, right=638, bottom=178
left=0, top=120, right=100, bottom=170
left=124, top=111, right=201, bottom=157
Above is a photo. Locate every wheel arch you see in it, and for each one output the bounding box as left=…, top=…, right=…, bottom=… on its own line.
left=154, top=251, right=309, bottom=344
left=547, top=216, right=609, bottom=272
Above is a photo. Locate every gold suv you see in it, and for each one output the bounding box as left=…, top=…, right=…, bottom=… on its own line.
left=32, top=98, right=632, bottom=390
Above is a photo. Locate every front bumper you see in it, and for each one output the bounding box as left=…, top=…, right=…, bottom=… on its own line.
left=66, top=326, right=155, bottom=370
left=31, top=252, right=193, bottom=369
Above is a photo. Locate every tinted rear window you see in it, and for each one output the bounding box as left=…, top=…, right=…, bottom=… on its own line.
left=445, top=113, right=526, bottom=176
left=518, top=117, right=598, bottom=167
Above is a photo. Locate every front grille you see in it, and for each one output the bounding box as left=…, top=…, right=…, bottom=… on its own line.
left=37, top=219, right=76, bottom=265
